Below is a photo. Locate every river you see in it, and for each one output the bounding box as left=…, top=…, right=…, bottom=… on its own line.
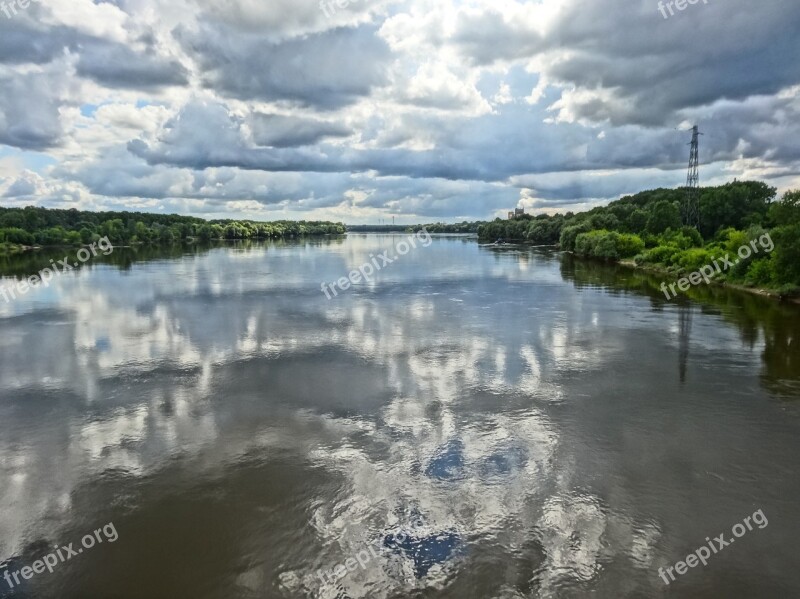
left=1, top=234, right=798, bottom=598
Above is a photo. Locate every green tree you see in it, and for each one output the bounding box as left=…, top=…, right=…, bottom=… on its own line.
left=771, top=224, right=800, bottom=286
left=560, top=221, right=592, bottom=252
left=769, top=190, right=800, bottom=226
left=646, top=201, right=682, bottom=234
left=628, top=209, right=648, bottom=233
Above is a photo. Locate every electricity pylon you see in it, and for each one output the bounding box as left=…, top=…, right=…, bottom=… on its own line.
left=682, top=125, right=702, bottom=229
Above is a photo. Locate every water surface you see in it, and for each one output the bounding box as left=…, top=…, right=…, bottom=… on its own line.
left=1, top=235, right=799, bottom=598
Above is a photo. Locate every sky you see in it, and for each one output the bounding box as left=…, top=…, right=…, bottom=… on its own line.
left=0, top=0, right=799, bottom=224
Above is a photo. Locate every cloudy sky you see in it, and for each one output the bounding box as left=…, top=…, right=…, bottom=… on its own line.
left=0, top=0, right=799, bottom=224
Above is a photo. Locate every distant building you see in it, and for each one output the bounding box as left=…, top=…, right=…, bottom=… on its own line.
left=508, top=207, right=525, bottom=220
left=508, top=211, right=515, bottom=219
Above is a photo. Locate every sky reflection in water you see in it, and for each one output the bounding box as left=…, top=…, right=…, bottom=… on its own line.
left=0, top=236, right=799, bottom=598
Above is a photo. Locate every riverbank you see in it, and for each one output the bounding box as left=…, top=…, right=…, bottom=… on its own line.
left=0, top=242, right=25, bottom=256
left=479, top=183, right=800, bottom=300
left=0, top=234, right=347, bottom=257
left=616, top=257, right=800, bottom=303
left=481, top=238, right=800, bottom=304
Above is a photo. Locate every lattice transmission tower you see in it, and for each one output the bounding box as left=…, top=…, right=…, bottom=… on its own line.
left=682, top=125, right=702, bottom=229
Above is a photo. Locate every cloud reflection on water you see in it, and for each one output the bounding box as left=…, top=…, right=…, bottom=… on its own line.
left=3, top=238, right=787, bottom=597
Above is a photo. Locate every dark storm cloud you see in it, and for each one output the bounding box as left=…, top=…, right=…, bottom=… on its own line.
left=452, top=9, right=544, bottom=65
left=0, top=22, right=81, bottom=65
left=0, top=72, right=65, bottom=150
left=451, top=0, right=800, bottom=126
left=249, top=113, right=352, bottom=147
left=127, top=101, right=524, bottom=179
left=0, top=16, right=186, bottom=90
left=76, top=41, right=189, bottom=89
left=511, top=168, right=686, bottom=201
left=176, top=24, right=392, bottom=109
left=690, top=94, right=800, bottom=164
left=128, top=100, right=699, bottom=183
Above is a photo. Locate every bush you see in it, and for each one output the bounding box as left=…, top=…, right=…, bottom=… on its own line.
left=574, top=230, right=644, bottom=261
left=560, top=221, right=592, bottom=252
left=642, top=233, right=661, bottom=248
left=746, top=257, right=775, bottom=286
left=526, top=217, right=563, bottom=245
left=680, top=226, right=704, bottom=247
left=636, top=245, right=681, bottom=266
left=677, top=248, right=715, bottom=272
left=662, top=226, right=703, bottom=249
left=616, top=233, right=646, bottom=258
left=1, top=227, right=35, bottom=245
left=723, top=229, right=750, bottom=254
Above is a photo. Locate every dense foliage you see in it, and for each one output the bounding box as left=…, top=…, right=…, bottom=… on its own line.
left=408, top=222, right=483, bottom=234
left=477, top=181, right=800, bottom=293
left=0, top=206, right=345, bottom=253
left=346, top=225, right=410, bottom=233
left=348, top=222, right=482, bottom=234
left=574, top=230, right=645, bottom=261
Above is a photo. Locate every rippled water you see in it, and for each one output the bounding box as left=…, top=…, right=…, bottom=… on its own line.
left=1, top=235, right=799, bottom=598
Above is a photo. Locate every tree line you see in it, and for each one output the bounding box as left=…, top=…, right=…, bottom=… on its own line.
left=0, top=206, right=346, bottom=254
left=477, top=181, right=800, bottom=294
